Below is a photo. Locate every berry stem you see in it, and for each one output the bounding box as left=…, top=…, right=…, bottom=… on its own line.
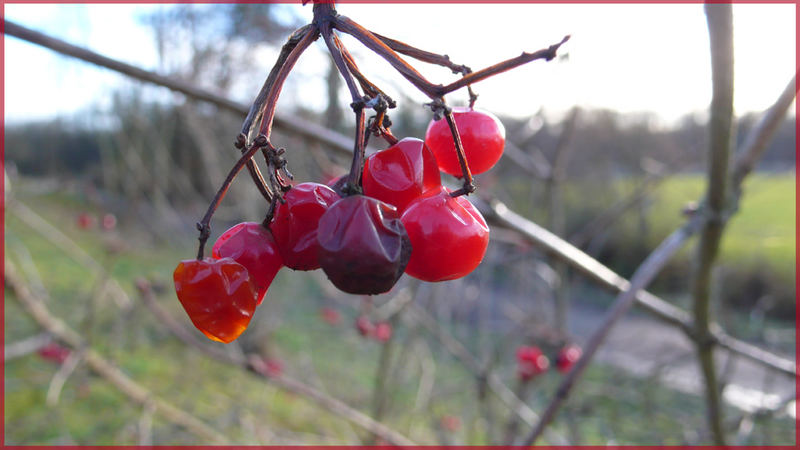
left=195, top=139, right=267, bottom=260
left=442, top=103, right=476, bottom=197
left=321, top=20, right=368, bottom=194
left=438, top=35, right=570, bottom=96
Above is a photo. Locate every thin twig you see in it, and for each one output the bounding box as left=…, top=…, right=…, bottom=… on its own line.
left=4, top=332, right=52, bottom=361
left=479, top=197, right=796, bottom=378
left=522, top=214, right=705, bottom=445
left=4, top=260, right=230, bottom=444
left=136, top=280, right=417, bottom=446
left=691, top=5, right=735, bottom=444
left=7, top=199, right=132, bottom=309
left=9, top=14, right=793, bottom=384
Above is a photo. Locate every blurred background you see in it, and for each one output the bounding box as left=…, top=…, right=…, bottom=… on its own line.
left=3, top=2, right=796, bottom=445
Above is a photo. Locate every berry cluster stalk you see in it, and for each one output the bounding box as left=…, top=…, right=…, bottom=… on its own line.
left=194, top=0, right=568, bottom=259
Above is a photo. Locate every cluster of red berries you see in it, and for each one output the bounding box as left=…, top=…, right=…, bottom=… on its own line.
left=173, top=108, right=504, bottom=343
left=77, top=212, right=117, bottom=231
left=355, top=316, right=392, bottom=342
left=516, top=343, right=582, bottom=381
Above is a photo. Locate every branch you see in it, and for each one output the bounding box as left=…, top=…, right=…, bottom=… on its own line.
left=136, top=280, right=417, bottom=446
left=522, top=214, right=704, bottom=445
left=731, top=73, right=798, bottom=193
left=4, top=332, right=52, bottom=361
left=4, top=260, right=230, bottom=444
left=7, top=199, right=132, bottom=309
left=691, top=5, right=735, bottom=444
left=2, top=19, right=357, bottom=158
left=9, top=14, right=792, bottom=385
left=478, top=197, right=795, bottom=378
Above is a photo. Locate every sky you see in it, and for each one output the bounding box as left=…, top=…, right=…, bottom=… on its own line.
left=4, top=3, right=797, bottom=128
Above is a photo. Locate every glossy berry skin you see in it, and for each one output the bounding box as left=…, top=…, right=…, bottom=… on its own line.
left=173, top=258, right=257, bottom=344
left=363, top=138, right=442, bottom=211
left=555, top=344, right=582, bottom=373
left=516, top=345, right=549, bottom=381
left=424, top=107, right=505, bottom=176
left=270, top=182, right=340, bottom=271
left=401, top=187, right=489, bottom=282
left=212, top=222, right=283, bottom=305
left=373, top=322, right=392, bottom=342
left=317, top=195, right=411, bottom=295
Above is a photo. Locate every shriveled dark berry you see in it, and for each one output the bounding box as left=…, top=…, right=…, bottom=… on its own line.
left=317, top=195, right=411, bottom=295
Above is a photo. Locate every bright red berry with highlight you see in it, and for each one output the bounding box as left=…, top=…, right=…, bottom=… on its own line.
left=555, top=344, right=582, bottom=373
left=270, top=182, right=339, bottom=271
left=173, top=258, right=257, bottom=343
left=317, top=195, right=411, bottom=295
left=212, top=222, right=283, bottom=305
left=401, top=187, right=489, bottom=282
left=516, top=345, right=549, bottom=381
left=424, top=107, right=505, bottom=177
left=363, top=137, right=441, bottom=211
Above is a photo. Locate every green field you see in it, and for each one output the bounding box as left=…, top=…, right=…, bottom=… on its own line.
left=648, top=172, right=795, bottom=280
left=4, top=176, right=795, bottom=444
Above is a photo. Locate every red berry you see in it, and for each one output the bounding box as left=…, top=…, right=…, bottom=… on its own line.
left=173, top=258, right=257, bottom=343
left=555, top=344, right=582, bottom=373
left=212, top=222, right=283, bottom=305
left=355, top=316, right=374, bottom=337
left=516, top=345, right=549, bottom=381
left=317, top=195, right=411, bottom=295
left=401, top=187, right=489, bottom=282
left=424, top=107, right=505, bottom=176
left=38, top=342, right=71, bottom=364
left=363, top=137, right=441, bottom=211
left=373, top=322, right=392, bottom=342
left=101, top=213, right=117, bottom=231
left=440, top=415, right=461, bottom=432
left=265, top=358, right=284, bottom=377
left=77, top=212, right=96, bottom=230
left=320, top=306, right=342, bottom=325
left=269, top=182, right=340, bottom=270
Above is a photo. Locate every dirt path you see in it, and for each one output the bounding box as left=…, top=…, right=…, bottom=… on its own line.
left=566, top=301, right=796, bottom=418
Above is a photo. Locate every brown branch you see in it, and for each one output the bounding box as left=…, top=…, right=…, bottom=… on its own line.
left=10, top=14, right=792, bottom=385
left=4, top=332, right=52, bottom=361
left=437, top=35, right=570, bottom=97
left=731, top=73, right=798, bottom=193
left=406, top=304, right=546, bottom=432
left=479, top=197, right=795, bottom=378
left=136, top=280, right=417, bottom=446
left=522, top=214, right=704, bottom=444
left=690, top=5, right=735, bottom=445
left=333, top=15, right=439, bottom=97
left=4, top=260, right=230, bottom=444
left=372, top=31, right=470, bottom=74
left=7, top=200, right=132, bottom=309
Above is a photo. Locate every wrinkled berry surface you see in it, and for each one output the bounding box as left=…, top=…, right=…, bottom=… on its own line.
left=270, top=182, right=340, bottom=270
left=173, top=257, right=257, bottom=343
left=317, top=195, right=411, bottom=295
left=212, top=222, right=283, bottom=304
